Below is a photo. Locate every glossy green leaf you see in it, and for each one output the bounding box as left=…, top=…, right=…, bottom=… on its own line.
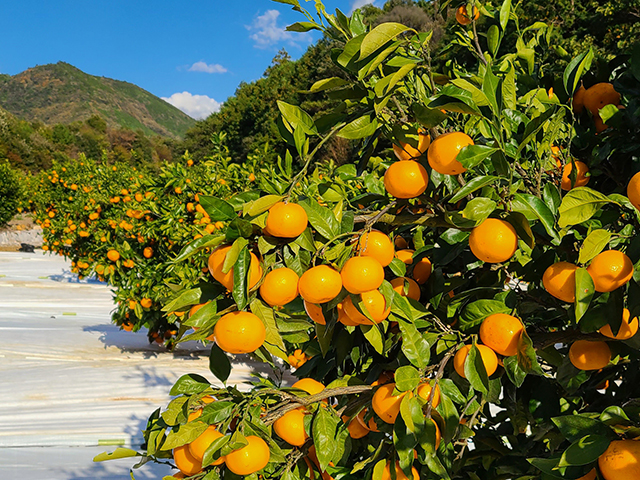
left=575, top=267, right=595, bottom=322
left=558, top=187, right=616, bottom=228
left=360, top=23, right=411, bottom=59
left=578, top=229, right=611, bottom=264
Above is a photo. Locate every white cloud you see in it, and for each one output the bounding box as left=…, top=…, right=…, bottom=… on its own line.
left=246, top=9, right=311, bottom=49
left=161, top=92, right=221, bottom=120
left=188, top=61, right=227, bottom=74
left=350, top=0, right=380, bottom=12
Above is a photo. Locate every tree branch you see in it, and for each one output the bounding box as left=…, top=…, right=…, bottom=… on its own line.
left=354, top=211, right=452, bottom=228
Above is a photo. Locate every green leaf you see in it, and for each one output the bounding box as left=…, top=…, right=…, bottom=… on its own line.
left=464, top=345, right=489, bottom=395
left=460, top=300, right=510, bottom=331
left=394, top=365, right=421, bottom=392
left=251, top=299, right=287, bottom=360
left=578, top=229, right=611, bottom=264
left=445, top=197, right=496, bottom=228
left=503, top=356, right=527, bottom=388
left=499, top=0, right=511, bottom=30
left=93, top=448, right=139, bottom=462
left=558, top=434, right=611, bottom=467
left=575, top=268, right=595, bottom=322
left=170, top=374, right=211, bottom=396
left=412, top=104, right=448, bottom=129
left=337, top=115, right=378, bottom=139
left=449, top=79, right=489, bottom=107
left=360, top=23, right=411, bottom=59
left=487, top=25, right=500, bottom=56
left=397, top=319, right=430, bottom=368
left=199, top=196, right=236, bottom=221
left=232, top=247, right=250, bottom=310
left=563, top=48, right=594, bottom=95
left=277, top=101, right=317, bottom=135
left=482, top=68, right=501, bottom=114
left=243, top=195, right=283, bottom=217
left=184, top=302, right=219, bottom=330
left=202, top=435, right=230, bottom=468
left=512, top=193, right=559, bottom=241
left=560, top=187, right=616, bottom=228
left=360, top=324, right=384, bottom=354
left=388, top=258, right=407, bottom=277
left=173, top=235, right=225, bottom=263
left=162, top=421, right=209, bottom=450
left=449, top=175, right=499, bottom=203
left=200, top=401, right=235, bottom=425
left=506, top=211, right=534, bottom=249
left=552, top=415, right=615, bottom=442
left=456, top=145, right=498, bottom=169
left=299, top=198, right=340, bottom=239
left=543, top=183, right=562, bottom=214
left=286, top=21, right=321, bottom=32
left=222, top=238, right=249, bottom=274
left=312, top=407, right=339, bottom=471
left=209, top=344, right=231, bottom=383
left=436, top=392, right=459, bottom=444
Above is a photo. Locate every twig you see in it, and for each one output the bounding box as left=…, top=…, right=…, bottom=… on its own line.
left=425, top=350, right=455, bottom=419
left=354, top=211, right=452, bottom=228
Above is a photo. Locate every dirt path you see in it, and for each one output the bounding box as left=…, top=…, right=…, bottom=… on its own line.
left=0, top=251, right=271, bottom=479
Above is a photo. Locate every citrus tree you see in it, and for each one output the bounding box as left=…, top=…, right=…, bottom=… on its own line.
left=96, top=1, right=640, bottom=479
left=0, top=160, right=24, bottom=227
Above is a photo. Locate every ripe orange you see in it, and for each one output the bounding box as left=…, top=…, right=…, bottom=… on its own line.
left=372, top=383, right=406, bottom=424
left=189, top=426, right=225, bottom=465
left=583, top=83, right=621, bottom=116
left=396, top=249, right=415, bottom=264
left=453, top=344, right=498, bottom=378
left=173, top=445, right=202, bottom=476
left=341, top=256, right=384, bottom=294
left=569, top=340, right=611, bottom=370
left=208, top=245, right=263, bottom=291
left=140, top=298, right=152, bottom=309
left=417, top=382, right=441, bottom=408
left=357, top=230, right=395, bottom=267
left=469, top=218, right=518, bottom=263
left=122, top=321, right=134, bottom=332
left=292, top=378, right=325, bottom=396
left=343, top=414, right=369, bottom=439
left=455, top=5, right=479, bottom=25
left=383, top=160, right=429, bottom=199
left=298, top=265, right=343, bottom=304
left=274, top=408, right=308, bottom=446
left=427, top=132, right=473, bottom=175
left=265, top=202, right=308, bottom=238
left=355, top=408, right=379, bottom=432
left=600, top=308, right=639, bottom=340
left=561, top=161, right=590, bottom=190
left=304, top=300, right=326, bottom=325
left=259, top=267, right=299, bottom=306
left=479, top=313, right=524, bottom=357
left=394, top=236, right=408, bottom=249
left=225, top=435, right=270, bottom=476
left=143, top=247, right=153, bottom=258
left=390, top=277, right=421, bottom=301
left=543, top=261, right=578, bottom=303
left=393, top=132, right=431, bottom=161
left=337, top=301, right=359, bottom=326
left=107, top=250, right=120, bottom=262
left=626, top=171, right=640, bottom=211
left=573, top=85, right=586, bottom=114
left=343, top=290, right=390, bottom=324
left=598, top=439, right=640, bottom=479
left=213, top=311, right=266, bottom=354
left=587, top=250, right=634, bottom=292
left=381, top=461, right=419, bottom=480
left=413, top=257, right=432, bottom=284
left=575, top=470, right=596, bottom=480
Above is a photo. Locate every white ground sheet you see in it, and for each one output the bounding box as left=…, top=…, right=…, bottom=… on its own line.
left=0, top=251, right=274, bottom=479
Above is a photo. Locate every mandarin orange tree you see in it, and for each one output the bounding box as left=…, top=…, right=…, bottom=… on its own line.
left=94, top=1, right=640, bottom=479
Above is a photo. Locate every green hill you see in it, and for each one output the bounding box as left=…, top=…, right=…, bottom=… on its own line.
left=0, top=62, right=195, bottom=139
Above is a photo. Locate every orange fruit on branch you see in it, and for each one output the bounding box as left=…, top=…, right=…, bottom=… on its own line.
left=357, top=230, right=395, bottom=267
left=208, top=245, right=263, bottom=291
left=189, top=426, right=225, bottom=465
left=274, top=408, right=309, bottom=446
left=298, top=265, right=342, bottom=304
left=427, top=131, right=473, bottom=175
left=372, top=382, right=406, bottom=424
left=292, top=378, right=325, bottom=396
left=381, top=461, right=419, bottom=480
left=265, top=202, right=308, bottom=238
left=225, top=435, right=270, bottom=476
left=479, top=313, right=524, bottom=357
left=384, top=160, right=429, bottom=199
left=455, top=5, right=480, bottom=25
left=587, top=250, right=633, bottom=293
left=417, top=382, right=441, bottom=408
left=453, top=344, right=498, bottom=378
left=392, top=131, right=431, bottom=161
left=569, top=340, right=611, bottom=370
left=583, top=82, right=621, bottom=116
left=599, top=308, right=639, bottom=340
left=343, top=290, right=390, bottom=324
left=341, top=256, right=384, bottom=294
left=107, top=249, right=120, bottom=262
left=469, top=218, right=518, bottom=263
left=173, top=445, right=202, bottom=476
left=543, top=261, right=578, bottom=303
left=304, top=300, right=326, bottom=325
left=598, top=439, right=640, bottom=480
left=213, top=311, right=266, bottom=354
left=561, top=161, right=590, bottom=190
left=412, top=256, right=432, bottom=284
left=259, top=267, right=299, bottom=306
left=390, top=277, right=421, bottom=301
left=572, top=85, right=586, bottom=114
left=626, top=171, right=640, bottom=211
left=343, top=414, right=369, bottom=439
left=337, top=301, right=359, bottom=326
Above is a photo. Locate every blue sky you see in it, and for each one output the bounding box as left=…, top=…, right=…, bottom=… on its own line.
left=0, top=0, right=380, bottom=120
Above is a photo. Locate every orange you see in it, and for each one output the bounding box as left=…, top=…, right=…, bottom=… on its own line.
left=598, top=439, right=640, bottom=480
left=107, top=250, right=120, bottom=262
left=225, top=435, right=270, bottom=476
left=390, top=277, right=421, bottom=301
left=140, top=298, right=152, bottom=309
left=273, top=409, right=308, bottom=446
left=189, top=426, right=225, bottom=465
left=396, top=249, right=414, bottom=264
left=455, top=5, right=479, bottom=25
left=479, top=313, right=524, bottom=357
left=594, top=116, right=609, bottom=133
left=543, top=262, right=578, bottom=303
left=143, top=247, right=153, bottom=258
left=576, top=469, right=596, bottom=480
left=213, top=311, right=266, bottom=354
left=384, top=160, right=429, bottom=199
left=600, top=308, right=639, bottom=340
left=413, top=257, right=432, bottom=284
left=259, top=268, right=299, bottom=306
left=393, top=132, right=431, bottom=161
left=122, top=321, right=134, bottom=332
left=453, top=344, right=498, bottom=378
left=626, top=171, right=640, bottom=211
left=561, top=161, right=590, bottom=190
left=304, top=300, right=326, bottom=325
left=372, top=383, right=406, bottom=424
left=355, top=408, right=379, bottom=432
left=337, top=301, right=359, bottom=326
left=298, top=265, right=343, bottom=304
left=343, top=414, right=369, bottom=439
left=341, top=256, right=384, bottom=294
left=343, top=291, right=390, bottom=324
left=416, top=382, right=441, bottom=408
left=173, top=445, right=202, bottom=476
left=569, top=340, right=611, bottom=370
left=292, top=378, right=325, bottom=396
left=573, top=85, right=587, bottom=114
left=208, top=245, right=263, bottom=291
left=381, top=461, right=419, bottom=480
left=265, top=202, right=308, bottom=238
left=394, top=236, right=408, bottom=249
left=469, top=218, right=518, bottom=263
left=583, top=83, right=621, bottom=116
left=427, top=132, right=473, bottom=175
left=357, top=230, right=395, bottom=267
left=587, top=250, right=634, bottom=292
left=372, top=371, right=394, bottom=386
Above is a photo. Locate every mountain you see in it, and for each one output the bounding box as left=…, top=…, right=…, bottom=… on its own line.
left=0, top=62, right=195, bottom=139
